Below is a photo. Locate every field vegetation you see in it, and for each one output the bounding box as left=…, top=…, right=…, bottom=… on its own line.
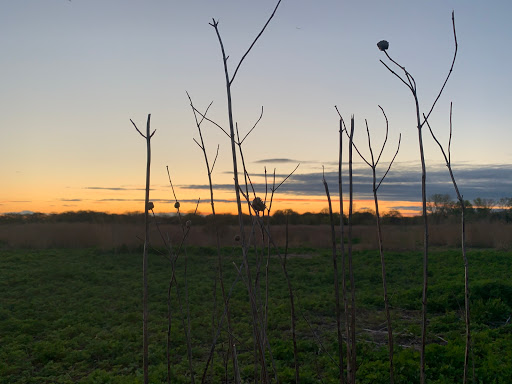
left=1, top=246, right=511, bottom=383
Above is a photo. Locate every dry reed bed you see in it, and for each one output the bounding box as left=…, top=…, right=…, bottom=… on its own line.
left=1, top=222, right=510, bottom=250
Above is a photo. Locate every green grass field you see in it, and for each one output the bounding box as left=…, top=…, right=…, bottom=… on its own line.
left=1, top=246, right=511, bottom=383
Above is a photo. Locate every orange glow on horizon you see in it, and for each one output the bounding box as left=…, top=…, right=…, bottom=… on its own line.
left=1, top=196, right=422, bottom=217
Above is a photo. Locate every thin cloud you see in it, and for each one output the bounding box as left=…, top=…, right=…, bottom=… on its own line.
left=180, top=163, right=512, bottom=202
left=254, top=158, right=301, bottom=164
left=84, top=187, right=146, bottom=191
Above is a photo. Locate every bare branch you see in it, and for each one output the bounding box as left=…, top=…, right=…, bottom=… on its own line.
left=335, top=105, right=342, bottom=120
left=424, top=114, right=451, bottom=170
left=193, top=138, right=203, bottom=150
left=166, top=165, right=178, bottom=203
left=448, top=102, right=453, bottom=165
left=194, top=198, right=200, bottom=215
left=235, top=123, right=257, bottom=199
left=273, top=163, right=300, bottom=192
left=190, top=104, right=230, bottom=138
left=131, top=119, right=146, bottom=138
left=264, top=167, right=269, bottom=208
left=211, top=144, right=220, bottom=173
left=230, top=0, right=283, bottom=85
left=379, top=59, right=414, bottom=92
left=376, top=133, right=401, bottom=191
left=422, top=11, right=458, bottom=125
left=186, top=91, right=214, bottom=128
left=241, top=106, right=264, bottom=144
left=365, top=119, right=376, bottom=168
left=343, top=123, right=372, bottom=168
left=267, top=168, right=277, bottom=214
left=375, top=106, right=389, bottom=166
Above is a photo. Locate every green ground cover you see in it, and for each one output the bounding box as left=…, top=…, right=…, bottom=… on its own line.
left=1, top=247, right=511, bottom=383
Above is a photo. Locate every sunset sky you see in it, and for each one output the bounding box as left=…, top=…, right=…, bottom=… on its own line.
left=1, top=1, right=511, bottom=216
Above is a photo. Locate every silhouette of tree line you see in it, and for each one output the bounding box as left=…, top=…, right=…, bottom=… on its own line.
left=1, top=196, right=511, bottom=226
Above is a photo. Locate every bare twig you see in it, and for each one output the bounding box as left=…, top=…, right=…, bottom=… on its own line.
left=348, top=116, right=356, bottom=384
left=335, top=107, right=351, bottom=379
left=323, top=166, right=345, bottom=384
left=208, top=2, right=283, bottom=379
left=131, top=114, right=154, bottom=384
left=240, top=106, right=264, bottom=144
left=187, top=92, right=237, bottom=383
left=425, top=104, right=470, bottom=384
left=361, top=109, right=399, bottom=384
left=229, top=0, right=283, bottom=85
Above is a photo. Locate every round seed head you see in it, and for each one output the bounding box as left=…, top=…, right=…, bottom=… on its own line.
left=174, top=201, right=180, bottom=209
left=251, top=197, right=266, bottom=212
left=377, top=40, right=389, bottom=51
left=146, top=202, right=154, bottom=211
left=234, top=234, right=241, bottom=242
left=186, top=220, right=192, bottom=228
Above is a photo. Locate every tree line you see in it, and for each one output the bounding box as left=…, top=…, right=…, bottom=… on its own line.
left=1, top=195, right=511, bottom=226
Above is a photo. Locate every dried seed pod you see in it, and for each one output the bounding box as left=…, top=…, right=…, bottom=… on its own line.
left=377, top=40, right=389, bottom=51
left=251, top=197, right=266, bottom=212
left=146, top=202, right=154, bottom=211
left=174, top=201, right=180, bottom=209
left=234, top=234, right=241, bottom=242
left=185, top=220, right=192, bottom=228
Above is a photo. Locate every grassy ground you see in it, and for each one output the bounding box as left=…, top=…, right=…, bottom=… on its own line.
left=1, top=246, right=511, bottom=383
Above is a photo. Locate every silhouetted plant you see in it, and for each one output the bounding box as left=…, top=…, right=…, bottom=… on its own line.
left=426, top=102, right=471, bottom=383
left=378, top=11, right=458, bottom=383
left=130, top=114, right=155, bottom=384
left=323, top=164, right=345, bottom=384
left=186, top=92, right=238, bottom=382
left=348, top=106, right=401, bottom=384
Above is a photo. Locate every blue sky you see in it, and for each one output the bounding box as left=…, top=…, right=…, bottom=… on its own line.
left=1, top=1, right=511, bottom=214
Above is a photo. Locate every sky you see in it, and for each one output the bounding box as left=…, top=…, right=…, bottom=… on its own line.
left=1, top=0, right=511, bottom=216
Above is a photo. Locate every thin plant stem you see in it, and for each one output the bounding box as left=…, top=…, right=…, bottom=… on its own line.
left=130, top=114, right=155, bottom=384
left=187, top=93, right=238, bottom=383
left=208, top=3, right=284, bottom=378
left=356, top=110, right=400, bottom=384
left=348, top=116, right=356, bottom=384
left=336, top=109, right=352, bottom=379
left=425, top=103, right=470, bottom=384
left=323, top=166, right=345, bottom=384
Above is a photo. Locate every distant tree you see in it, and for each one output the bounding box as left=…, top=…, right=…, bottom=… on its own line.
left=382, top=209, right=403, bottom=224
left=473, top=197, right=495, bottom=215
left=451, top=199, right=474, bottom=217
left=427, top=194, right=454, bottom=216
left=352, top=209, right=375, bottom=225
left=271, top=209, right=300, bottom=225
left=497, top=197, right=512, bottom=210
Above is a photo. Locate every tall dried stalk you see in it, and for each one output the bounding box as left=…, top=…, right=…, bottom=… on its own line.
left=349, top=107, right=401, bottom=384
left=378, top=12, right=457, bottom=383
left=145, top=200, right=196, bottom=384
left=348, top=116, right=356, bottom=384
left=165, top=171, right=197, bottom=384
left=425, top=103, right=470, bottom=384
left=208, top=2, right=283, bottom=379
left=187, top=93, right=238, bottom=383
left=239, top=160, right=300, bottom=383
left=335, top=109, right=351, bottom=380
left=130, top=114, right=155, bottom=384
left=264, top=166, right=301, bottom=383
left=284, top=213, right=299, bottom=383
left=323, top=166, right=345, bottom=384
